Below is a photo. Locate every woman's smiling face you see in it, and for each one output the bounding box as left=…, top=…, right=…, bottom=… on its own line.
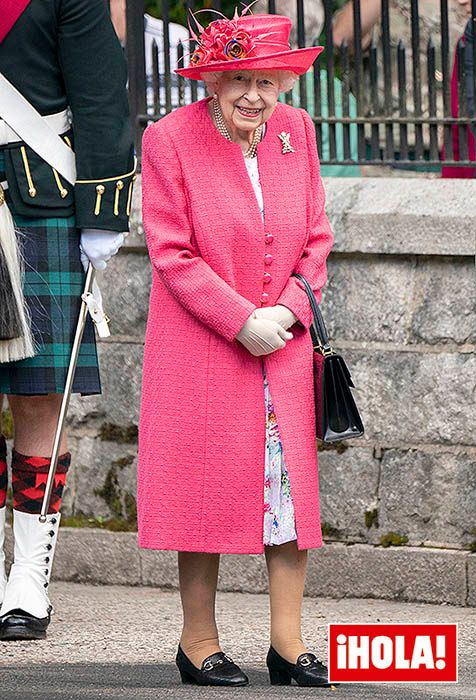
left=215, top=70, right=281, bottom=133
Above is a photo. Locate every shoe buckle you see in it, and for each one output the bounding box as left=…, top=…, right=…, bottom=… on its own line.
left=203, top=660, right=215, bottom=672
left=300, top=656, right=312, bottom=666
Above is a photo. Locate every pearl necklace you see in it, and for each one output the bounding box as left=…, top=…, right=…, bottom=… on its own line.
left=212, top=97, right=263, bottom=159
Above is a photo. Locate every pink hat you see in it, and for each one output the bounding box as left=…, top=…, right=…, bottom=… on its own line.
left=175, top=9, right=324, bottom=81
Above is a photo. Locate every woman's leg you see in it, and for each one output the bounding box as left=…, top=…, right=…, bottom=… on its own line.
left=265, top=540, right=309, bottom=663
left=178, top=551, right=222, bottom=668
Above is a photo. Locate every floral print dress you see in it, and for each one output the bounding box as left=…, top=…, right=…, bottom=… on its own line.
left=244, top=152, right=297, bottom=547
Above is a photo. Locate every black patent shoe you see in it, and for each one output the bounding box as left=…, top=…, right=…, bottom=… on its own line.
left=0, top=609, right=50, bottom=640
left=176, top=645, right=249, bottom=686
left=267, top=646, right=335, bottom=687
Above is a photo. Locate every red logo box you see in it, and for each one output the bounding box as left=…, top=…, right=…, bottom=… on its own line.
left=328, top=623, right=458, bottom=683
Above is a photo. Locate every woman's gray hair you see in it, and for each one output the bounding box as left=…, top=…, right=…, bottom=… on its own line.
left=200, top=70, right=298, bottom=95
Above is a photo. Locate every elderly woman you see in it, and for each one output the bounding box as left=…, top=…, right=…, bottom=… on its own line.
left=138, top=10, right=334, bottom=688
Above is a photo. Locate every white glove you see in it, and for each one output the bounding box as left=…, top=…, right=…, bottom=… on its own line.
left=236, top=312, right=294, bottom=357
left=80, top=228, right=125, bottom=271
left=253, top=304, right=298, bottom=330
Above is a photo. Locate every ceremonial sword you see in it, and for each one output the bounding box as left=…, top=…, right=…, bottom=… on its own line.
left=39, top=263, right=109, bottom=522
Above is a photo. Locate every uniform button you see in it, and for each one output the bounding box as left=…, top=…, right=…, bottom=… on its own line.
left=263, top=272, right=272, bottom=284
left=264, top=233, right=274, bottom=244
left=264, top=254, right=273, bottom=265
left=260, top=292, right=269, bottom=303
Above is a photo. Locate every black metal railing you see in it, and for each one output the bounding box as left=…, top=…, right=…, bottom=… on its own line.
left=126, top=0, right=476, bottom=170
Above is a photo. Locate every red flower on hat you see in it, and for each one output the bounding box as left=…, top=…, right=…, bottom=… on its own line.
left=190, top=17, right=256, bottom=65
left=190, top=46, right=214, bottom=66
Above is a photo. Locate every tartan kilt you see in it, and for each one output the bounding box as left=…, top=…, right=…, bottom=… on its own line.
left=0, top=156, right=101, bottom=396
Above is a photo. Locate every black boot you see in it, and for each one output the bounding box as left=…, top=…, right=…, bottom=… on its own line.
left=266, top=645, right=334, bottom=687
left=0, top=609, right=51, bottom=640
left=176, top=645, right=249, bottom=686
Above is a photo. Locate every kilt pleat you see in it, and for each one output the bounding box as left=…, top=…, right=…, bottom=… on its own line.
left=0, top=151, right=101, bottom=396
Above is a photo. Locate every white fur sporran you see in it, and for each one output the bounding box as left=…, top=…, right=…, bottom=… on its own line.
left=0, top=185, right=35, bottom=363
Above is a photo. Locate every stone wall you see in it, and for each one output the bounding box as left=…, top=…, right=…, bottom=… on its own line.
left=36, top=177, right=476, bottom=554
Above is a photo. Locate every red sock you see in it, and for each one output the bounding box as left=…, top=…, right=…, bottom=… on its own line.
left=12, top=450, right=71, bottom=514
left=0, top=435, right=7, bottom=509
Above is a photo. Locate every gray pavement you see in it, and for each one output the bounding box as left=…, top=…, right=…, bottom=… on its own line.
left=0, top=583, right=474, bottom=699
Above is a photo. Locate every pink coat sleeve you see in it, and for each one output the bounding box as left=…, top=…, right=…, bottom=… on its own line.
left=275, top=109, right=334, bottom=329
left=141, top=123, right=257, bottom=342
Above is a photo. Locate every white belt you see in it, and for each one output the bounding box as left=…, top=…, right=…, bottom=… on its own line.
left=0, top=109, right=71, bottom=147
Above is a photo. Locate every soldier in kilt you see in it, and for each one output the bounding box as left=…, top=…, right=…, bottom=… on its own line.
left=0, top=0, right=135, bottom=639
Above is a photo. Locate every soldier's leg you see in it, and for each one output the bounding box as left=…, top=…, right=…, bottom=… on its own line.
left=0, top=394, right=70, bottom=640
left=0, top=394, right=7, bottom=604
left=8, top=394, right=67, bottom=456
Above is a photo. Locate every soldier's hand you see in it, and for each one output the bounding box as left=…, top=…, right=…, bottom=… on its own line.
left=79, top=229, right=125, bottom=271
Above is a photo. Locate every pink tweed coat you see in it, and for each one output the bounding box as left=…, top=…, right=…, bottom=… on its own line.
left=137, top=97, right=334, bottom=554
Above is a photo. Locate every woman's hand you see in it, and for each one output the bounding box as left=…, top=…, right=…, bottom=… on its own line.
left=253, top=304, right=298, bottom=330
left=235, top=313, right=293, bottom=356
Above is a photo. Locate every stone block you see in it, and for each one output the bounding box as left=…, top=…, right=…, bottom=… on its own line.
left=133, top=177, right=476, bottom=256
left=411, top=257, right=476, bottom=345
left=467, top=555, right=476, bottom=606
left=346, top=348, right=475, bottom=445
left=68, top=341, right=144, bottom=431
left=6, top=526, right=472, bottom=606
left=53, top=528, right=141, bottom=586
left=318, top=446, right=381, bottom=543
left=324, top=256, right=414, bottom=344
left=327, top=178, right=476, bottom=256
left=139, top=548, right=178, bottom=588
left=68, top=435, right=137, bottom=520
left=305, top=543, right=468, bottom=605
left=378, top=447, right=476, bottom=547
left=141, top=550, right=269, bottom=593
left=95, top=252, right=151, bottom=338
left=126, top=173, right=146, bottom=247
left=218, top=555, right=269, bottom=594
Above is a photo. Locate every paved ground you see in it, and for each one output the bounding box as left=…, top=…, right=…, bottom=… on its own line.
left=0, top=583, right=474, bottom=699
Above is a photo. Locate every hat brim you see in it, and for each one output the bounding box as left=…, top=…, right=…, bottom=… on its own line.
left=175, top=46, right=324, bottom=81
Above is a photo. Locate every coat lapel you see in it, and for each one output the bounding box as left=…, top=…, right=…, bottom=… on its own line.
left=256, top=102, right=308, bottom=246
left=0, top=1, right=32, bottom=44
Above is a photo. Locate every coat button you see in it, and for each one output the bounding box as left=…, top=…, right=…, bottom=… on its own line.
left=264, top=254, right=273, bottom=265
left=263, top=272, right=272, bottom=284
left=264, top=233, right=274, bottom=244
left=260, top=292, right=269, bottom=303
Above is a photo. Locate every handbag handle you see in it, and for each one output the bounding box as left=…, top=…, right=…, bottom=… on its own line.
left=291, top=273, right=332, bottom=352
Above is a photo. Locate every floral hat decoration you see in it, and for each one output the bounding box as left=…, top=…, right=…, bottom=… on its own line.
left=175, top=3, right=324, bottom=81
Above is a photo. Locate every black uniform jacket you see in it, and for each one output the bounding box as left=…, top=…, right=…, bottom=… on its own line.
left=0, top=0, right=136, bottom=231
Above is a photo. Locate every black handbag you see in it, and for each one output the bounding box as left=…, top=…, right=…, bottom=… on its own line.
left=292, top=273, right=364, bottom=443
